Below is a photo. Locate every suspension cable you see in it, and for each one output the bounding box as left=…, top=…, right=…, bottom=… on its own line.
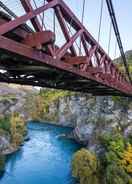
left=53, top=9, right=56, bottom=53
left=0, top=1, right=33, bottom=32
left=41, top=0, right=46, bottom=30
left=0, top=1, right=17, bottom=18
left=80, top=0, right=86, bottom=55
left=114, top=41, right=117, bottom=59
left=32, top=0, right=46, bottom=30
left=108, top=22, right=112, bottom=55
left=81, top=0, right=86, bottom=24
left=98, top=0, right=104, bottom=43
left=106, top=0, right=131, bottom=83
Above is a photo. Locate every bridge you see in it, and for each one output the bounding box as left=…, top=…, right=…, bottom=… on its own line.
left=0, top=0, right=131, bottom=96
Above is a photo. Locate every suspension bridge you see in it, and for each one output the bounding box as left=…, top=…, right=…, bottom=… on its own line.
left=0, top=0, right=131, bottom=96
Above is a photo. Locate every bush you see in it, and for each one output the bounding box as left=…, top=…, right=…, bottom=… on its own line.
left=0, top=155, right=5, bottom=173
left=105, top=164, right=132, bottom=184
left=0, top=116, right=10, bottom=133
left=100, top=132, right=125, bottom=155
left=99, top=132, right=132, bottom=183
left=10, top=112, right=27, bottom=148
left=120, top=144, right=132, bottom=174
left=72, top=148, right=99, bottom=184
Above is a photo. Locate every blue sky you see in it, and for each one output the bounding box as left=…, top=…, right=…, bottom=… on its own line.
left=64, top=0, right=132, bottom=58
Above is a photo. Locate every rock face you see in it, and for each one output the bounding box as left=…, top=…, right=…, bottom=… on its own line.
left=0, top=83, right=37, bottom=119
left=0, top=83, right=35, bottom=155
left=42, top=94, right=132, bottom=152
left=0, top=135, right=10, bottom=152
left=0, top=83, right=131, bottom=154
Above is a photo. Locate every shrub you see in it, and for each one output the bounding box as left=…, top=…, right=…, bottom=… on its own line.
left=120, top=144, right=132, bottom=174
left=72, top=148, right=99, bottom=184
left=100, top=132, right=125, bottom=155
left=99, top=132, right=132, bottom=183
left=105, top=164, right=132, bottom=184
left=10, top=112, right=27, bottom=148
left=0, top=116, right=10, bottom=133
left=0, top=155, right=5, bottom=172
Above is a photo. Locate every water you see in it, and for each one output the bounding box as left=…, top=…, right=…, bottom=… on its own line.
left=0, top=122, right=81, bottom=184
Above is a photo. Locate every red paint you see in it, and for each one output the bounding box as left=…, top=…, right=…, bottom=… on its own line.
left=0, top=0, right=131, bottom=96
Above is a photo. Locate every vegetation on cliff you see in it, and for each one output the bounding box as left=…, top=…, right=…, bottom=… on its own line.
left=0, top=113, right=26, bottom=148
left=0, top=113, right=27, bottom=172
left=25, top=89, right=74, bottom=121
left=0, top=155, right=5, bottom=173
left=72, top=148, right=99, bottom=184
left=114, top=50, right=132, bottom=74
left=72, top=132, right=132, bottom=184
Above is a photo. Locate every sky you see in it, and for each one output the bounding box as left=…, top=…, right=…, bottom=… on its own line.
left=1, top=0, right=132, bottom=59
left=64, top=0, right=132, bottom=59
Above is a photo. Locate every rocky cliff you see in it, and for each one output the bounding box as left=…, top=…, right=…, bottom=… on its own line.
left=0, top=83, right=37, bottom=118
left=0, top=82, right=132, bottom=155
left=25, top=89, right=132, bottom=154
left=0, top=83, right=36, bottom=156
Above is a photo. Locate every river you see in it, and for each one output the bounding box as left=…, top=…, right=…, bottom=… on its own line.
left=0, top=122, right=81, bottom=184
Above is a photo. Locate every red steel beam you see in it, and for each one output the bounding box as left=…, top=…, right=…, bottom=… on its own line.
left=22, top=31, right=55, bottom=48
left=20, top=0, right=42, bottom=31
left=64, top=56, right=88, bottom=65
left=20, top=0, right=55, bottom=55
left=0, top=0, right=58, bottom=35
left=0, top=35, right=131, bottom=95
left=58, top=0, right=128, bottom=81
left=54, top=6, right=76, bottom=56
left=56, top=29, right=84, bottom=59
left=0, top=0, right=131, bottom=96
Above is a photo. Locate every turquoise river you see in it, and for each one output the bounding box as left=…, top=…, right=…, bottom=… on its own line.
left=0, top=122, right=81, bottom=184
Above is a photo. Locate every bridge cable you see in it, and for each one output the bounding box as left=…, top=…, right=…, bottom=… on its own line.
left=114, top=41, right=117, bottom=59
left=98, top=0, right=104, bottom=43
left=106, top=0, right=131, bottom=83
left=80, top=0, right=86, bottom=55
left=0, top=1, right=33, bottom=32
left=96, top=0, right=104, bottom=66
left=32, top=0, right=46, bottom=30
left=0, top=1, right=17, bottom=18
left=53, top=9, right=56, bottom=53
left=42, top=0, right=46, bottom=30
left=108, top=22, right=112, bottom=55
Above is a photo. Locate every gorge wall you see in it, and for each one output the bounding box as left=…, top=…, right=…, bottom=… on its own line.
left=0, top=83, right=132, bottom=154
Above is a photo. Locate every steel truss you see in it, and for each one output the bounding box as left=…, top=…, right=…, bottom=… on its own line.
left=0, top=0, right=131, bottom=96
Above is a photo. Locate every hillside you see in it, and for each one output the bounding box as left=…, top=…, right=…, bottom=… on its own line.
left=114, top=50, right=132, bottom=74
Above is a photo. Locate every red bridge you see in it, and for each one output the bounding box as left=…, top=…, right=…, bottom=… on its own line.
left=0, top=0, right=132, bottom=96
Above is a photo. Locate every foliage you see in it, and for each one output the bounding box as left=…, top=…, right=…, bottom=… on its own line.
left=72, top=148, right=99, bottom=184
left=0, top=113, right=26, bottom=149
left=26, top=89, right=74, bottom=121
left=0, top=115, right=10, bottom=132
left=120, top=144, right=132, bottom=174
left=100, top=132, right=132, bottom=183
left=112, top=96, right=129, bottom=106
left=0, top=113, right=26, bottom=175
left=105, top=164, right=132, bottom=184
left=0, top=155, right=5, bottom=172
left=100, top=132, right=125, bottom=155
left=0, top=94, right=16, bottom=101
left=10, top=112, right=27, bottom=148
left=112, top=96, right=122, bottom=103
